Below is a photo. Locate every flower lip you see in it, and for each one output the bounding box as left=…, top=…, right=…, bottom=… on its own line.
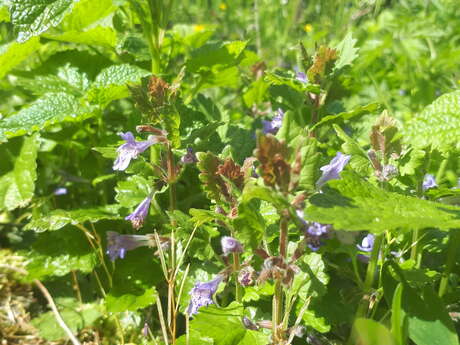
left=422, top=174, right=437, bottom=191
left=187, top=275, right=223, bottom=315
left=112, top=132, right=158, bottom=171
left=316, top=152, right=351, bottom=188
left=357, top=233, right=375, bottom=252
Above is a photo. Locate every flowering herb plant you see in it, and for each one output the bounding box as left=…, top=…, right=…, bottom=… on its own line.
left=1, top=1, right=460, bottom=345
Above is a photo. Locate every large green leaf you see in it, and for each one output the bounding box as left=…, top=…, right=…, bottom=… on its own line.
left=24, top=205, right=121, bottom=232
left=190, top=303, right=269, bottom=345
left=0, top=36, right=41, bottom=79
left=306, top=171, right=460, bottom=233
left=0, top=135, right=38, bottom=211
left=290, top=253, right=329, bottom=301
left=45, top=26, right=116, bottom=47
left=115, top=175, right=153, bottom=208
left=87, top=64, right=149, bottom=106
left=405, top=91, right=460, bottom=152
left=187, top=41, right=247, bottom=72
left=334, top=32, right=359, bottom=71
left=0, top=92, right=92, bottom=141
left=105, top=248, right=161, bottom=312
left=26, top=227, right=97, bottom=280
left=9, top=0, right=76, bottom=42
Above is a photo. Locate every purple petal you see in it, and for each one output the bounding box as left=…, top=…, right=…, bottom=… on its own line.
left=422, top=174, right=437, bottom=191
left=316, top=152, right=351, bottom=188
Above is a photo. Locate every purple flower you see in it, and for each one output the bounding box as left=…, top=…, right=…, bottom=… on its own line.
left=106, top=231, right=152, bottom=261
left=221, top=236, right=243, bottom=255
left=53, top=187, right=67, bottom=195
left=180, top=147, right=198, bottom=164
left=113, top=132, right=158, bottom=171
left=125, top=195, right=153, bottom=230
left=187, top=275, right=223, bottom=315
left=296, top=71, right=308, bottom=84
left=316, top=152, right=351, bottom=188
left=296, top=209, right=330, bottom=251
left=357, top=234, right=374, bottom=252
left=422, top=174, right=437, bottom=191
left=262, top=108, right=284, bottom=134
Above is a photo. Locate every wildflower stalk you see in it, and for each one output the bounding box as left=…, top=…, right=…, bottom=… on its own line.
left=273, top=216, right=288, bottom=342
left=356, top=233, right=384, bottom=317
left=438, top=229, right=460, bottom=297
left=232, top=252, right=242, bottom=302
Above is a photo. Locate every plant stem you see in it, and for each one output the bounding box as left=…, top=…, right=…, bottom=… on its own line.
left=438, top=229, right=460, bottom=297
left=356, top=233, right=383, bottom=317
left=233, top=252, right=242, bottom=302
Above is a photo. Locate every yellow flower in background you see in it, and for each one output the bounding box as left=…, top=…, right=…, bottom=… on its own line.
left=304, top=23, right=313, bottom=33
left=219, top=3, right=227, bottom=10
left=194, top=24, right=205, bottom=32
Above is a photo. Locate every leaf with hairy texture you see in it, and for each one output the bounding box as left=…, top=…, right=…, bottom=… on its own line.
left=0, top=135, right=38, bottom=211
left=9, top=0, right=76, bottom=43
left=190, top=303, right=269, bottom=345
left=0, top=36, right=40, bottom=79
left=306, top=171, right=460, bottom=233
left=0, top=92, right=93, bottom=141
left=24, top=205, right=121, bottom=232
left=404, top=91, right=460, bottom=152
left=87, top=64, right=150, bottom=106
left=115, top=175, right=153, bottom=208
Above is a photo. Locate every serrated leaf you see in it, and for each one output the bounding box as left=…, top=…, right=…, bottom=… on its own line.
left=26, top=227, right=97, bottom=280
left=290, top=253, right=329, bottom=301
left=306, top=171, right=460, bottom=233
left=9, top=0, right=76, bottom=43
left=24, top=205, right=121, bottom=232
left=0, top=36, right=41, bottom=79
left=0, top=135, right=38, bottom=211
left=87, top=64, right=149, bottom=106
left=190, top=303, right=269, bottom=345
left=333, top=124, right=371, bottom=175
left=233, top=201, right=265, bottom=250
left=31, top=299, right=101, bottom=341
left=115, top=175, right=153, bottom=208
left=334, top=32, right=359, bottom=70
left=106, top=247, right=161, bottom=312
left=312, top=103, right=380, bottom=130
left=0, top=92, right=92, bottom=141
left=298, top=137, right=321, bottom=191
left=405, top=91, right=460, bottom=152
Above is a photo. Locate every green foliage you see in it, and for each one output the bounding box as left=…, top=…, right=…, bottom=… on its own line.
left=351, top=318, right=396, bottom=345
left=307, top=172, right=460, bottom=233
left=405, top=91, right=460, bottom=152
left=334, top=32, right=359, bottom=71
left=0, top=37, right=41, bottom=79
left=9, top=0, right=76, bottom=42
left=0, top=135, right=38, bottom=211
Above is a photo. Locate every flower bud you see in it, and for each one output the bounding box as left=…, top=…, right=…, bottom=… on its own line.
left=221, top=236, right=243, bottom=255
left=238, top=266, right=256, bottom=286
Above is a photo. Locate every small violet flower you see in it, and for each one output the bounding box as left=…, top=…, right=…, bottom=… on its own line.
left=106, top=231, right=152, bottom=261
left=180, top=147, right=198, bottom=164
left=125, top=195, right=153, bottom=230
left=113, top=132, right=158, bottom=171
left=296, top=209, right=330, bottom=251
left=53, top=187, right=67, bottom=195
left=357, top=234, right=374, bottom=252
left=316, top=152, right=351, bottom=188
left=221, top=236, right=243, bottom=255
left=422, top=174, right=437, bottom=191
left=296, top=71, right=308, bottom=84
left=187, top=275, right=223, bottom=315
left=262, top=108, right=284, bottom=134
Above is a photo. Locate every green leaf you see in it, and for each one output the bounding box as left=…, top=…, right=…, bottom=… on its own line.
left=0, top=36, right=41, bottom=79
left=333, top=124, right=371, bottom=175
left=265, top=71, right=321, bottom=94
left=106, top=247, right=162, bottom=312
left=182, top=121, right=224, bottom=145
left=60, top=0, right=115, bottom=30
left=351, top=318, right=396, bottom=345
left=45, top=26, right=116, bottom=47
left=403, top=286, right=459, bottom=345
left=233, top=201, right=265, bottom=250
left=24, top=205, right=121, bottom=232
left=0, top=135, right=38, bottom=211
left=87, top=64, right=149, bottom=106
left=306, top=171, right=460, bottom=233
left=26, top=227, right=97, bottom=280
left=298, top=137, right=321, bottom=192
left=187, top=41, right=248, bottom=72
left=243, top=78, right=269, bottom=107
left=0, top=92, right=92, bottom=141
left=405, top=91, right=460, bottom=152
left=312, top=103, right=380, bottom=130
left=334, top=32, right=359, bottom=71
left=290, top=253, right=329, bottom=301
left=391, top=283, right=407, bottom=345
left=241, top=181, right=290, bottom=211
left=0, top=6, right=9, bottom=22
left=115, top=175, right=153, bottom=208
left=190, top=303, right=269, bottom=345
left=31, top=299, right=101, bottom=341
left=9, top=0, right=76, bottom=43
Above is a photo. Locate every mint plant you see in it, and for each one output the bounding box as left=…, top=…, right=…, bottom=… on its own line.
left=1, top=1, right=459, bottom=345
